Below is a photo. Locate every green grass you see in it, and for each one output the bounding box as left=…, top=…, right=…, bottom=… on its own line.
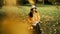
left=0, top=5, right=60, bottom=34
left=19, top=5, right=60, bottom=34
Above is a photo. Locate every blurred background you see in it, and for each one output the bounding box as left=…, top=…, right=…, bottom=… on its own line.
left=0, top=0, right=60, bottom=6
left=0, top=0, right=60, bottom=34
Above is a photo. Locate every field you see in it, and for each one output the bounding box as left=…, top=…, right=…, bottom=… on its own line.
left=0, top=5, right=60, bottom=34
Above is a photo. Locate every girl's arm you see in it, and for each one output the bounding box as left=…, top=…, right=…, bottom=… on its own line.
left=27, top=16, right=33, bottom=30
left=37, top=13, right=41, bottom=22
left=27, top=16, right=32, bottom=24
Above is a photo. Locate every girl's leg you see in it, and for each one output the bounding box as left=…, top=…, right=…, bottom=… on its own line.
left=35, top=23, right=42, bottom=34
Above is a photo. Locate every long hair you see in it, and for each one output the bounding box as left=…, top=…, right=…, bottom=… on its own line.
left=29, top=8, right=37, bottom=18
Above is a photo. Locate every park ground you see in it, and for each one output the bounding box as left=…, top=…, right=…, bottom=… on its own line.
left=0, top=5, right=60, bottom=34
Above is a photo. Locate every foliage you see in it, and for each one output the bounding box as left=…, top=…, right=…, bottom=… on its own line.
left=0, top=0, right=3, bottom=7
left=17, top=0, right=29, bottom=5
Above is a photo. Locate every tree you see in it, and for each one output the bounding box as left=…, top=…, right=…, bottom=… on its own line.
left=17, top=0, right=29, bottom=5
left=0, top=0, right=3, bottom=7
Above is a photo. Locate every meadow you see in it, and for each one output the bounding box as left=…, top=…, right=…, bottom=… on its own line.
left=0, top=5, right=60, bottom=34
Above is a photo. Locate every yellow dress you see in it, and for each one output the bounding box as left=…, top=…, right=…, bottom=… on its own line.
left=27, top=12, right=40, bottom=34
left=28, top=12, right=40, bottom=24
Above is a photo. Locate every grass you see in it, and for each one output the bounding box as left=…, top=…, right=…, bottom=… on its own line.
left=0, top=5, right=60, bottom=34
left=17, top=5, right=60, bottom=34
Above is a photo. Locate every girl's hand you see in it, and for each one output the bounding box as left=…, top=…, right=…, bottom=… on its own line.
left=28, top=26, right=33, bottom=30
left=30, top=26, right=33, bottom=30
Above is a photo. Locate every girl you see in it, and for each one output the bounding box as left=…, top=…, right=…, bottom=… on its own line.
left=28, top=5, right=42, bottom=34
